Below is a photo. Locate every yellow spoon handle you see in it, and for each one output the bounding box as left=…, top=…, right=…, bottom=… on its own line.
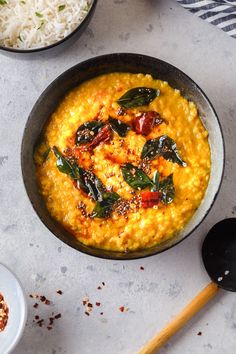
left=139, top=282, right=219, bottom=354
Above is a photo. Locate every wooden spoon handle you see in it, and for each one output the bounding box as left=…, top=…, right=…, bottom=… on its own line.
left=139, top=282, right=219, bottom=354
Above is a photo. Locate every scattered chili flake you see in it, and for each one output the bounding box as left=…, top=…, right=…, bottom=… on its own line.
left=45, top=299, right=50, bottom=305
left=40, top=296, right=46, bottom=302
left=37, top=319, right=44, bottom=327
left=47, top=326, right=52, bottom=330
left=97, top=286, right=102, bottom=290
left=56, top=290, right=63, bottom=295
left=140, top=266, right=144, bottom=270
left=29, top=294, right=33, bottom=298
left=102, top=282, right=105, bottom=286
left=96, top=302, right=101, bottom=307
left=119, top=306, right=129, bottom=313
left=35, top=315, right=39, bottom=320
left=100, top=312, right=103, bottom=315
left=197, top=331, right=202, bottom=336
left=49, top=317, right=54, bottom=325
left=33, top=303, right=39, bottom=309
left=54, top=313, right=61, bottom=319
left=85, top=311, right=90, bottom=316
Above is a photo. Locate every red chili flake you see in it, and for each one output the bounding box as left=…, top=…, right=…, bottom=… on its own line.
left=96, top=302, right=101, bottom=307
left=84, top=125, right=112, bottom=150
left=35, top=315, right=39, bottom=320
left=54, top=314, right=61, bottom=319
left=102, top=282, right=105, bottom=286
left=47, top=326, right=52, bottom=331
left=119, top=306, right=125, bottom=312
left=85, top=311, right=90, bottom=316
left=56, top=290, right=63, bottom=295
left=140, top=191, right=161, bottom=208
left=45, top=300, right=50, bottom=305
left=100, top=312, right=103, bottom=315
left=49, top=317, right=54, bottom=325
left=197, top=332, right=202, bottom=336
left=29, top=294, right=33, bottom=298
left=97, top=286, right=102, bottom=290
left=40, top=296, right=46, bottom=302
left=33, top=303, right=39, bottom=309
left=133, top=111, right=163, bottom=136
left=87, top=303, right=93, bottom=308
left=140, top=266, right=144, bottom=270
left=37, top=319, right=44, bottom=327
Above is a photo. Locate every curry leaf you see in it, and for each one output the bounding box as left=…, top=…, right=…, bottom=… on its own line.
left=121, top=163, right=154, bottom=190
left=92, top=192, right=120, bottom=218
left=151, top=170, right=160, bottom=192
left=76, top=168, right=105, bottom=202
left=53, top=146, right=78, bottom=179
left=108, top=117, right=130, bottom=137
left=76, top=120, right=104, bottom=145
left=42, top=147, right=51, bottom=162
left=117, top=87, right=160, bottom=109
left=53, top=146, right=105, bottom=200
left=159, top=174, right=175, bottom=204
left=141, top=135, right=187, bottom=167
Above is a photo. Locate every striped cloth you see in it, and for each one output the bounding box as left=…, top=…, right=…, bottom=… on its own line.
left=176, top=0, right=236, bottom=38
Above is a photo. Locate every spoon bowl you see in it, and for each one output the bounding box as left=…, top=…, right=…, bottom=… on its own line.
left=202, top=218, right=236, bottom=292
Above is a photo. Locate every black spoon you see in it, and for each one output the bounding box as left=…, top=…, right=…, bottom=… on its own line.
left=139, top=218, right=236, bottom=354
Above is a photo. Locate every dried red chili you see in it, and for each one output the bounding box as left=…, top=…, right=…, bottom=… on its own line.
left=84, top=125, right=112, bottom=150
left=140, top=191, right=161, bottom=208
left=133, top=111, right=163, bottom=136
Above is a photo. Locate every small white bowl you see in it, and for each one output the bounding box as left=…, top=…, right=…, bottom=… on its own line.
left=0, top=264, right=27, bottom=354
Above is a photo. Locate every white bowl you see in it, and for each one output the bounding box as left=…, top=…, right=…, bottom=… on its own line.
left=0, top=264, right=27, bottom=354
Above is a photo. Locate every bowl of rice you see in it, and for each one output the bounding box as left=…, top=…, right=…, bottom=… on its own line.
left=0, top=0, right=97, bottom=53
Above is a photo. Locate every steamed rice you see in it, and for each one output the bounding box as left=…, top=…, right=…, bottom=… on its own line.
left=0, top=0, right=92, bottom=49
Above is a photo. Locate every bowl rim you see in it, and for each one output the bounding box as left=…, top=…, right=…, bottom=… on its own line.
left=0, top=0, right=97, bottom=54
left=0, top=263, right=28, bottom=354
left=21, top=53, right=225, bottom=260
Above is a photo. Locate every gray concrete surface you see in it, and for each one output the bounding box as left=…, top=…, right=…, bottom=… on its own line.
left=0, top=0, right=236, bottom=353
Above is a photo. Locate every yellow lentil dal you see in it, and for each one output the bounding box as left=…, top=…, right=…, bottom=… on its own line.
left=34, top=73, right=211, bottom=252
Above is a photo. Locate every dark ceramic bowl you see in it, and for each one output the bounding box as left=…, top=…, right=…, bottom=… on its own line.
left=21, top=53, right=225, bottom=260
left=0, top=0, right=97, bottom=54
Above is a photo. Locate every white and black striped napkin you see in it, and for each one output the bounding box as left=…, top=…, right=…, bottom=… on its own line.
left=176, top=0, right=236, bottom=38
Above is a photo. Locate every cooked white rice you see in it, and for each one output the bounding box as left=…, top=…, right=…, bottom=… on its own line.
left=0, top=0, right=92, bottom=49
